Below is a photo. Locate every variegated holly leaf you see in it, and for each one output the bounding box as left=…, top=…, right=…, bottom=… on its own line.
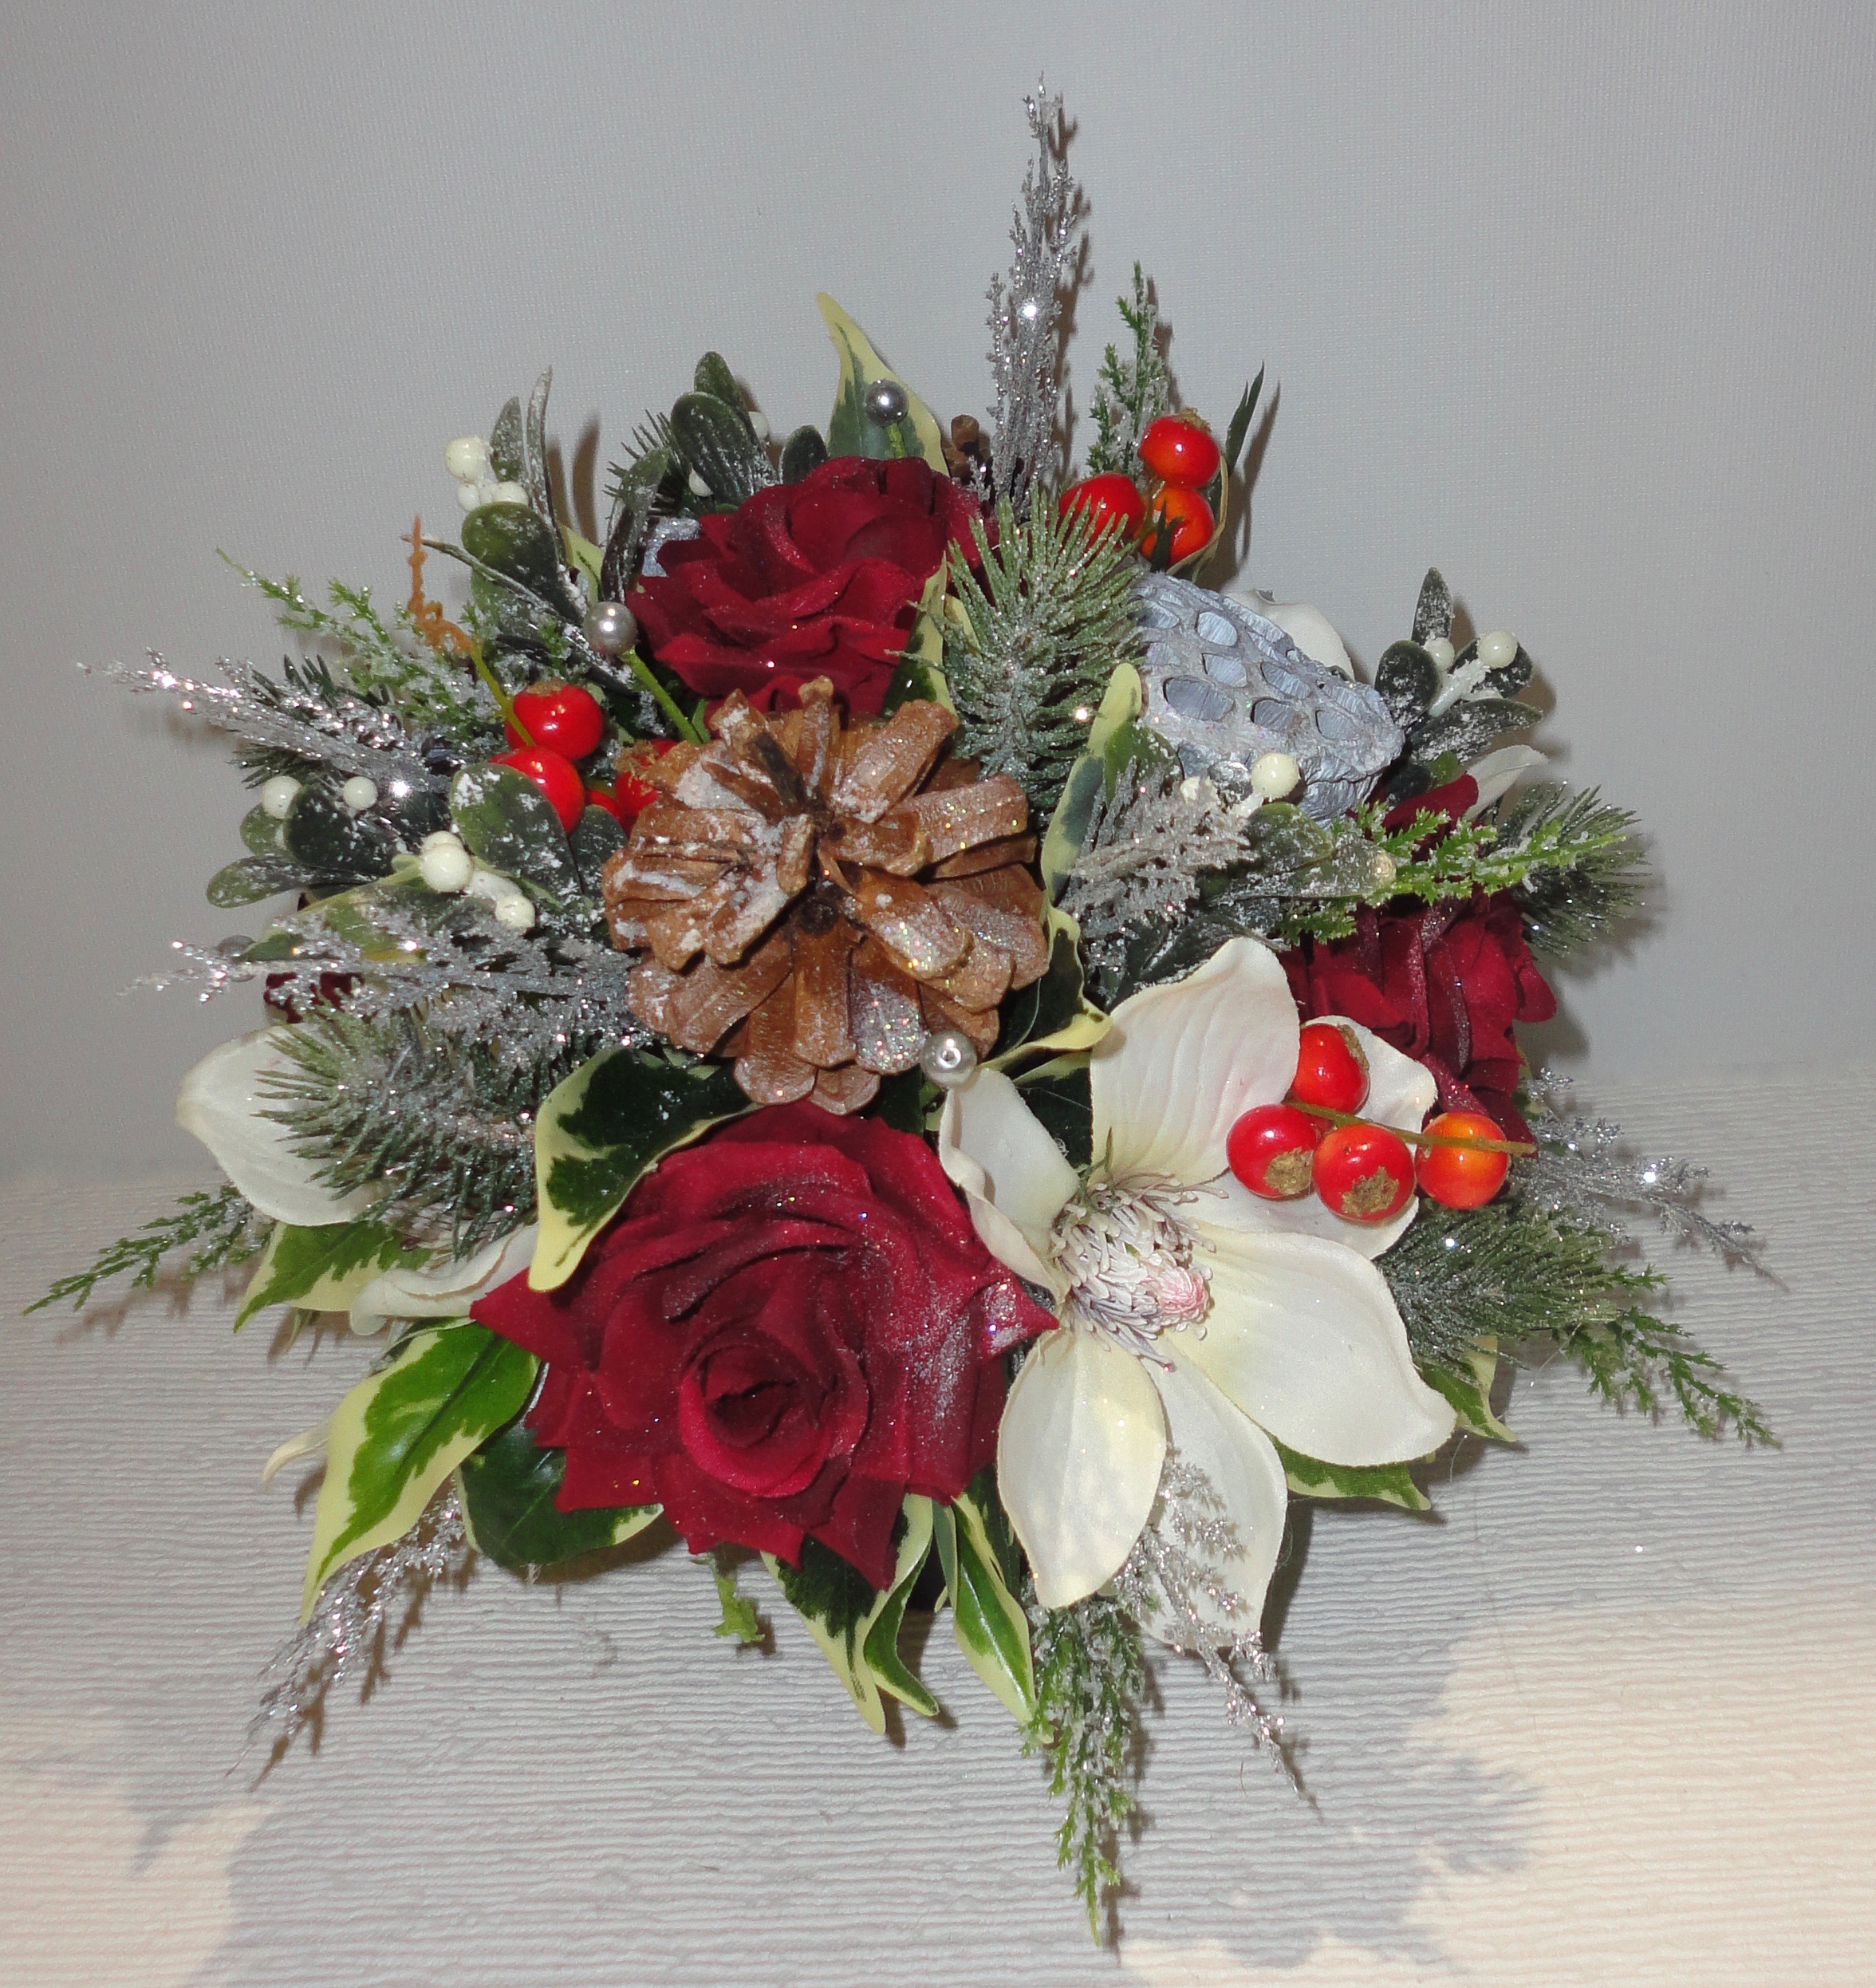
left=933, top=1473, right=1035, bottom=1722
left=235, top=1219, right=424, bottom=1330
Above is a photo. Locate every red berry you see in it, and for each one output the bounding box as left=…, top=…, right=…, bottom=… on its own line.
left=1312, top=1123, right=1416, bottom=1224
left=1226, top=1104, right=1322, bottom=1200
left=1058, top=471, right=1147, bottom=541
left=584, top=785, right=632, bottom=826
left=1290, top=1021, right=1370, bottom=1116
left=491, top=746, right=585, bottom=831
left=1144, top=483, right=1214, bottom=563
left=507, top=682, right=605, bottom=760
left=604, top=739, right=679, bottom=822
left=1414, top=1110, right=1511, bottom=1209
left=1137, top=414, right=1222, bottom=489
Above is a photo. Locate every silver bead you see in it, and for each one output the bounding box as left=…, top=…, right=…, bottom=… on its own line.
left=918, top=1028, right=978, bottom=1088
left=862, top=378, right=908, bottom=427
left=215, top=934, right=254, bottom=958
left=584, top=599, right=637, bottom=660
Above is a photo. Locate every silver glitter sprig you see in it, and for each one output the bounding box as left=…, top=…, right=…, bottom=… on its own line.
left=99, top=653, right=443, bottom=793
left=987, top=84, right=1083, bottom=512
left=1520, top=1071, right=1764, bottom=1267
left=249, top=1485, right=471, bottom=1761
left=1111, top=1460, right=1289, bottom=1764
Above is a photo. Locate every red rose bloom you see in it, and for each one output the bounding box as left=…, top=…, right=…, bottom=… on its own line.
left=632, top=456, right=980, bottom=716
left=1282, top=893, right=1557, bottom=1139
left=472, top=1102, right=1052, bottom=1588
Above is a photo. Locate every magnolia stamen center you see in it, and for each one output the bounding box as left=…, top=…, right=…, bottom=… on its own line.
left=1053, top=1181, right=1211, bottom=1359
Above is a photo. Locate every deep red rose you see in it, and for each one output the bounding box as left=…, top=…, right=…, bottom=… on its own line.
left=1281, top=893, right=1557, bottom=1139
left=472, top=1102, right=1052, bottom=1589
left=632, top=456, right=981, bottom=716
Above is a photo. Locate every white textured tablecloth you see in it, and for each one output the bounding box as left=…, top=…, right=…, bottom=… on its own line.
left=2, top=1068, right=1870, bottom=1986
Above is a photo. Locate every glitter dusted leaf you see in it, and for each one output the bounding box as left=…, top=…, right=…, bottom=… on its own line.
left=458, top=1418, right=660, bottom=1571
left=816, top=294, right=948, bottom=471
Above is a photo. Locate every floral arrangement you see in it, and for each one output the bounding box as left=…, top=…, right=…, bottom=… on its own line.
left=41, top=92, right=1764, bottom=1935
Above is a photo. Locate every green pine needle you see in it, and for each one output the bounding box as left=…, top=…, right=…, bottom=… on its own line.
left=944, top=499, right=1145, bottom=811
left=1086, top=265, right=1172, bottom=479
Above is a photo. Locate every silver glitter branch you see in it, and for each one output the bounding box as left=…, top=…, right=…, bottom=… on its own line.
left=987, top=85, right=1083, bottom=512
left=1520, top=1071, right=1764, bottom=1267
left=250, top=1485, right=471, bottom=1761
left=99, top=653, right=444, bottom=794
left=1111, top=1460, right=1289, bottom=1765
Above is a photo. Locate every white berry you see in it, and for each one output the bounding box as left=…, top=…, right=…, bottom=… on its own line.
left=467, top=866, right=524, bottom=904
left=1425, top=637, right=1456, bottom=671
left=487, top=480, right=529, bottom=507
left=259, top=774, right=302, bottom=820
left=686, top=468, right=711, bottom=498
left=455, top=479, right=483, bottom=512
left=419, top=835, right=473, bottom=893
left=444, top=436, right=490, bottom=483
left=493, top=892, right=537, bottom=932
left=748, top=409, right=770, bottom=441
left=1249, top=751, right=1301, bottom=800
left=340, top=775, right=378, bottom=814
left=1477, top=629, right=1519, bottom=668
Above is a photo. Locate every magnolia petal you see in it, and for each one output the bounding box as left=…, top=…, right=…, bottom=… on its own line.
left=1205, top=1021, right=1436, bottom=1257
left=996, top=1329, right=1167, bottom=1609
left=349, top=1225, right=539, bottom=1336
left=260, top=1418, right=328, bottom=1489
left=1182, top=1226, right=1456, bottom=1465
left=1244, top=596, right=1354, bottom=680
left=1093, top=937, right=1299, bottom=1189
left=1464, top=744, right=1549, bottom=817
left=938, top=1069, right=1078, bottom=1273
left=175, top=1029, right=376, bottom=1226
left=1141, top=1352, right=1289, bottom=1647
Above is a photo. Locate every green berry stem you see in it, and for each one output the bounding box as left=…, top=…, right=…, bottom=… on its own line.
left=1291, top=1102, right=1535, bottom=1158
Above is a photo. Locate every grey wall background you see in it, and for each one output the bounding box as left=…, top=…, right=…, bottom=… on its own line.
left=2, top=1, right=1870, bottom=1178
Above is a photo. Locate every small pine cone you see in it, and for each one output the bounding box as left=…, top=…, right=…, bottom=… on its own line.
left=600, top=680, right=1048, bottom=1113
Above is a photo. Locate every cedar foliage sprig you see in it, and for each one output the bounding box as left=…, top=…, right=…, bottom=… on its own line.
left=1385, top=1199, right=1769, bottom=1441
left=943, top=499, right=1145, bottom=811
left=1085, top=265, right=1172, bottom=478
left=27, top=1184, right=265, bottom=1315
left=1024, top=1584, right=1151, bottom=1938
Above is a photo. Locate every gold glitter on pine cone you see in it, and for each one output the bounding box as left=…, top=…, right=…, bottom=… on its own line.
left=599, top=680, right=1049, bottom=1114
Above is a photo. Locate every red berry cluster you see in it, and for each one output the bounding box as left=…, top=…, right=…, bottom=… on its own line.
left=491, top=684, right=672, bottom=835
left=1226, top=1022, right=1514, bottom=1224
left=1057, top=413, right=1222, bottom=566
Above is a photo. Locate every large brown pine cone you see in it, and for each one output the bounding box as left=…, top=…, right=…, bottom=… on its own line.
left=599, top=680, right=1049, bottom=1114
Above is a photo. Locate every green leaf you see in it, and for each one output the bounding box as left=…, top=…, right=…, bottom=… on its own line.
left=766, top=1502, right=939, bottom=1732
left=779, top=424, right=828, bottom=483
left=457, top=1417, right=659, bottom=1569
left=669, top=391, right=767, bottom=507
left=282, top=787, right=399, bottom=879
left=303, top=1321, right=538, bottom=1615
left=567, top=802, right=626, bottom=891
left=1270, top=1437, right=1431, bottom=1511
left=235, top=1219, right=423, bottom=1330
left=880, top=566, right=954, bottom=715
left=861, top=1497, right=940, bottom=1719
left=1222, top=365, right=1265, bottom=479
left=460, top=503, right=573, bottom=609
left=448, top=763, right=581, bottom=898
left=710, top=1556, right=766, bottom=1645
left=1040, top=663, right=1143, bottom=900
left=870, top=1068, right=930, bottom=1134
left=935, top=1473, right=1035, bottom=1722
left=994, top=916, right=1086, bottom=1057
left=1421, top=1336, right=1515, bottom=1443
left=207, top=856, right=305, bottom=906
left=530, top=1047, right=750, bottom=1288
left=488, top=395, right=525, bottom=482
left=240, top=806, right=287, bottom=857
left=816, top=294, right=948, bottom=470
left=692, top=351, right=743, bottom=408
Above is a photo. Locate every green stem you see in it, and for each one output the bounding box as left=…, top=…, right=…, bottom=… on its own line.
left=619, top=645, right=707, bottom=744
left=467, top=637, right=531, bottom=745
left=1293, top=1102, right=1535, bottom=1158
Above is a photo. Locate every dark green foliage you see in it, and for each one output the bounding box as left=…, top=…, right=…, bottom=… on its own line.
left=459, top=1418, right=656, bottom=1570
left=1024, top=1586, right=1151, bottom=1937
left=1383, top=1199, right=1768, bottom=1441
left=770, top=1536, right=877, bottom=1640
left=779, top=424, right=828, bottom=483
left=1504, top=786, right=1649, bottom=953
left=259, top=1008, right=585, bottom=1253
left=1086, top=265, right=1172, bottom=479
left=1221, top=367, right=1264, bottom=479
left=944, top=500, right=1145, bottom=811
left=28, top=1184, right=264, bottom=1314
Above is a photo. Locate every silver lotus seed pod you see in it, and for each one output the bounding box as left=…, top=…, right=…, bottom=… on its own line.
left=583, top=598, right=638, bottom=660
left=918, top=1028, right=978, bottom=1089
left=862, top=378, right=908, bottom=427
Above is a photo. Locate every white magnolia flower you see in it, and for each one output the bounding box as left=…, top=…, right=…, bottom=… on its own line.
left=938, top=937, right=1454, bottom=1634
